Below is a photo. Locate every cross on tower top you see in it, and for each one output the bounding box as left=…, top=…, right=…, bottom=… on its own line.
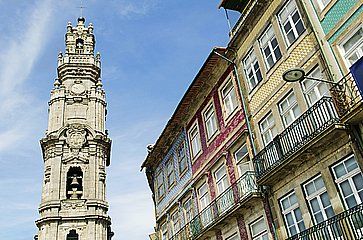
left=78, top=0, right=86, bottom=17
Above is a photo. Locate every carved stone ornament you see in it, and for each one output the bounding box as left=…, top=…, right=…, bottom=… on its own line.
left=63, top=124, right=89, bottom=164
left=61, top=199, right=86, bottom=210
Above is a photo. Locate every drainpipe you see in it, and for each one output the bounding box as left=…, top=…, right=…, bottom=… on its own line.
left=212, top=49, right=257, bottom=156
left=212, top=48, right=277, bottom=240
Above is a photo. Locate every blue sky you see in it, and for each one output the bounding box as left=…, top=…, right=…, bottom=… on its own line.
left=0, top=0, right=231, bottom=239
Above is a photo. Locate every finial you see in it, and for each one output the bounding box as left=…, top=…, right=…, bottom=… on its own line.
left=67, top=22, right=72, bottom=32
left=54, top=78, right=61, bottom=88
left=96, top=78, right=103, bottom=88
left=78, top=0, right=86, bottom=18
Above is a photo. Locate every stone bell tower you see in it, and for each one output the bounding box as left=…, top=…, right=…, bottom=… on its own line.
left=35, top=17, right=113, bottom=240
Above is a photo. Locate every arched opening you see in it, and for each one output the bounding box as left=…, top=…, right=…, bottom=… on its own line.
left=66, top=167, right=83, bottom=199
left=76, top=38, right=84, bottom=54
left=66, top=230, right=79, bottom=240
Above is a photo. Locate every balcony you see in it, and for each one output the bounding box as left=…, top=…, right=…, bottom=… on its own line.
left=253, top=97, right=342, bottom=184
left=169, top=171, right=259, bottom=240
left=330, top=72, right=363, bottom=123
left=287, top=203, right=363, bottom=240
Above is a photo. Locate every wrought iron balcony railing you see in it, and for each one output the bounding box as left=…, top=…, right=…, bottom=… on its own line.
left=253, top=97, right=340, bottom=180
left=287, top=203, right=363, bottom=240
left=169, top=171, right=259, bottom=240
left=330, top=73, right=363, bottom=118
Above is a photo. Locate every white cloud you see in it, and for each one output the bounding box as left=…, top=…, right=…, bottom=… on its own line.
left=0, top=0, right=54, bottom=152
left=115, top=0, right=159, bottom=17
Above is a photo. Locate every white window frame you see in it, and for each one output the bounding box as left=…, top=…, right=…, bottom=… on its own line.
left=340, top=25, right=363, bottom=68
left=259, top=112, right=278, bottom=146
left=161, top=222, right=168, bottom=240
left=314, top=0, right=332, bottom=11
left=234, top=144, right=250, bottom=177
left=226, top=233, right=240, bottom=240
left=250, top=217, right=269, bottom=240
left=203, top=102, right=218, bottom=140
left=301, top=66, right=330, bottom=107
left=303, top=175, right=335, bottom=224
left=214, top=165, right=229, bottom=195
left=166, top=156, right=175, bottom=189
left=183, top=197, right=194, bottom=224
left=177, top=141, right=188, bottom=175
left=332, top=154, right=363, bottom=209
left=278, top=91, right=301, bottom=127
left=221, top=78, right=239, bottom=118
left=156, top=171, right=165, bottom=200
left=171, top=210, right=180, bottom=235
left=188, top=122, right=202, bottom=158
left=277, top=0, right=306, bottom=47
left=243, top=48, right=263, bottom=91
left=198, top=182, right=210, bottom=210
left=259, top=25, right=282, bottom=70
left=280, top=191, right=306, bottom=237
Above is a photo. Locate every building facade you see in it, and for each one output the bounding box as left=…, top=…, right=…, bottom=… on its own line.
left=35, top=18, right=113, bottom=240
left=144, top=0, right=363, bottom=240
left=221, top=0, right=363, bottom=239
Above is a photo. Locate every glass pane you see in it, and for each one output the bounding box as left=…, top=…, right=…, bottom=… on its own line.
left=294, top=208, right=303, bottom=221
left=334, top=163, right=347, bottom=178
left=289, top=225, right=297, bottom=236
left=343, top=28, right=363, bottom=52
left=341, top=180, right=353, bottom=196
left=305, top=182, right=315, bottom=196
left=315, top=177, right=325, bottom=191
left=353, top=174, right=363, bottom=192
left=290, top=193, right=298, bottom=205
left=314, top=212, right=324, bottom=223
left=346, top=195, right=358, bottom=208
left=321, top=192, right=332, bottom=208
left=286, top=213, right=295, bottom=225
left=346, top=156, right=358, bottom=172
left=326, top=206, right=335, bottom=218
left=311, top=198, right=320, bottom=212
left=282, top=198, right=290, bottom=210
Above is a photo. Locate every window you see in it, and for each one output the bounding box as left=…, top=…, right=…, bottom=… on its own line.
left=243, top=49, right=263, bottom=90
left=341, top=26, right=363, bottom=67
left=189, top=123, right=201, bottom=158
left=198, top=182, right=212, bottom=226
left=259, top=112, right=278, bottom=145
left=221, top=79, right=239, bottom=117
left=214, top=165, right=229, bottom=194
left=183, top=198, right=194, bottom=224
left=226, top=233, right=240, bottom=240
left=156, top=171, right=165, bottom=199
left=314, top=0, right=332, bottom=10
left=166, top=157, right=175, bottom=188
left=278, top=0, right=305, bottom=46
left=301, top=67, right=329, bottom=106
left=177, top=141, right=188, bottom=175
left=259, top=26, right=282, bottom=70
left=204, top=103, right=218, bottom=139
left=250, top=217, right=268, bottom=240
left=235, top=144, right=250, bottom=176
left=278, top=91, right=301, bottom=127
left=303, top=175, right=335, bottom=224
left=332, top=155, right=363, bottom=209
left=280, top=192, right=306, bottom=236
left=171, top=210, right=180, bottom=235
left=198, top=183, right=210, bottom=210
left=66, top=230, right=79, bottom=240
left=161, top=222, right=168, bottom=240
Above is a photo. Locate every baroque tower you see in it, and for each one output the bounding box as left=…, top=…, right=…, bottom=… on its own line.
left=35, top=17, right=113, bottom=240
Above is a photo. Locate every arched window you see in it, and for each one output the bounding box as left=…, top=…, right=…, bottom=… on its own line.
left=66, top=167, right=83, bottom=199
left=76, top=38, right=84, bottom=54
left=66, top=230, right=79, bottom=240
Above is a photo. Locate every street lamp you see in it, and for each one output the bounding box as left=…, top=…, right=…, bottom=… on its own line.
left=282, top=68, right=333, bottom=83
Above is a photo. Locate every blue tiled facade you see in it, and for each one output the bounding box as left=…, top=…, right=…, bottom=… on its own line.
left=154, top=130, right=192, bottom=217
left=320, top=0, right=358, bottom=36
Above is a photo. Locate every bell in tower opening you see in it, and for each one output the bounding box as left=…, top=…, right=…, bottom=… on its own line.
left=35, top=17, right=113, bottom=240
